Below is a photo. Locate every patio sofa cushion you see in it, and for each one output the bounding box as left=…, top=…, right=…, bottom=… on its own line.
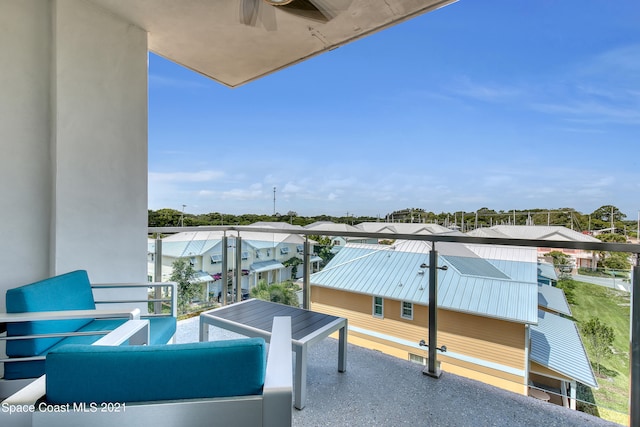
left=45, top=338, right=267, bottom=404
left=5, top=270, right=96, bottom=357
left=3, top=270, right=177, bottom=380
left=3, top=317, right=177, bottom=380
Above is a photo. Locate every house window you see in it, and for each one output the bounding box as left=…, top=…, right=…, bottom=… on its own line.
left=266, top=249, right=272, bottom=257
left=241, top=251, right=249, bottom=260
left=256, top=250, right=261, bottom=259
left=373, top=296, right=384, bottom=318
left=280, top=247, right=289, bottom=255
left=401, top=302, right=413, bottom=320
left=409, top=353, right=426, bottom=366
left=210, top=254, right=222, bottom=264
left=296, top=245, right=304, bottom=254
left=189, top=257, right=196, bottom=267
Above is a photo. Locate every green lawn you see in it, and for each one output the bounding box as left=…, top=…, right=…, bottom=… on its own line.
left=558, top=279, right=630, bottom=425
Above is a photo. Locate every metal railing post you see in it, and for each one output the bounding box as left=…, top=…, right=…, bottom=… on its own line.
left=303, top=237, right=311, bottom=310
left=630, top=255, right=640, bottom=427
left=426, top=247, right=441, bottom=378
left=154, top=235, right=163, bottom=314
left=221, top=234, right=228, bottom=306
left=235, top=236, right=243, bottom=302
left=419, top=245, right=447, bottom=379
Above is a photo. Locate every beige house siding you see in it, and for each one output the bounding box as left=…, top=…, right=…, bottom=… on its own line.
left=530, top=361, right=572, bottom=382
left=312, top=286, right=527, bottom=395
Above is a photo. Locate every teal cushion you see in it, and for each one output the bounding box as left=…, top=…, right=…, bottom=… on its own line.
left=145, top=316, right=177, bottom=345
left=3, top=317, right=177, bottom=380
left=5, top=270, right=96, bottom=357
left=46, top=339, right=266, bottom=404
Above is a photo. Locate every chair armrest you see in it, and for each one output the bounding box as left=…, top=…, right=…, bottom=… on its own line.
left=0, top=308, right=140, bottom=323
left=1, top=319, right=150, bottom=407
left=263, top=316, right=292, bottom=427
left=92, top=282, right=177, bottom=318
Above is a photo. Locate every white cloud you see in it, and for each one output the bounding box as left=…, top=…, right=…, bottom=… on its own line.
left=149, top=170, right=224, bottom=183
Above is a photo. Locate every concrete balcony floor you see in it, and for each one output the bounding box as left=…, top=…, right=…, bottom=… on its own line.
left=177, top=317, right=619, bottom=427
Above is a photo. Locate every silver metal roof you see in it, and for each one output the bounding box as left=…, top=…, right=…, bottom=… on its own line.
left=157, top=239, right=221, bottom=258
left=537, top=261, right=558, bottom=281
left=250, top=260, right=285, bottom=273
left=466, top=245, right=538, bottom=283
left=151, top=231, right=309, bottom=256
left=310, top=242, right=539, bottom=324
left=530, top=310, right=597, bottom=388
left=468, top=225, right=601, bottom=243
left=537, top=284, right=571, bottom=316
left=355, top=222, right=452, bottom=235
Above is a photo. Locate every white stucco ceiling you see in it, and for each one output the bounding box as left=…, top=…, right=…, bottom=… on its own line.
left=89, top=0, right=455, bottom=87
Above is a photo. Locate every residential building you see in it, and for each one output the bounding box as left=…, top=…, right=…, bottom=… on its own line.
left=468, top=225, right=601, bottom=270
left=305, top=221, right=374, bottom=249
left=149, top=229, right=319, bottom=301
left=309, top=240, right=596, bottom=408
left=356, top=221, right=452, bottom=236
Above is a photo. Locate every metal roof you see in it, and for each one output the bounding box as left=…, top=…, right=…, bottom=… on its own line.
left=537, top=261, right=558, bottom=281
left=466, top=245, right=538, bottom=283
left=468, top=225, right=601, bottom=243
left=250, top=260, right=285, bottom=273
left=150, top=231, right=308, bottom=256
left=305, top=221, right=362, bottom=233
left=537, top=284, right=571, bottom=316
left=310, top=242, right=539, bottom=324
left=530, top=310, right=597, bottom=388
left=355, top=222, right=451, bottom=235
left=157, top=239, right=220, bottom=258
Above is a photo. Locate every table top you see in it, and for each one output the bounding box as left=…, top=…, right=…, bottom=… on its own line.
left=529, top=388, right=550, bottom=401
left=202, top=298, right=344, bottom=341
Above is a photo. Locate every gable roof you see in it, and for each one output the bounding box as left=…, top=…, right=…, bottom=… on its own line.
left=305, top=221, right=362, bottom=233
left=355, top=222, right=451, bottom=235
left=149, top=229, right=307, bottom=257
left=468, top=225, right=600, bottom=243
left=310, top=241, right=539, bottom=324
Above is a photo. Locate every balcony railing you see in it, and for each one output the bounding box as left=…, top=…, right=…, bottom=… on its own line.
left=149, top=224, right=640, bottom=425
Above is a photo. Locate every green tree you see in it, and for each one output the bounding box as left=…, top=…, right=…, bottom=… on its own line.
left=596, top=233, right=631, bottom=272
left=581, top=317, right=615, bottom=376
left=170, top=258, right=200, bottom=315
left=250, top=281, right=299, bottom=307
left=544, top=250, right=572, bottom=270
left=591, top=205, right=626, bottom=224
left=309, top=235, right=336, bottom=267
left=282, top=257, right=302, bottom=279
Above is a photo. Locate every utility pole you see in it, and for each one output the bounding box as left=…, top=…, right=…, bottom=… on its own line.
left=611, top=206, right=615, bottom=232
left=181, top=204, right=186, bottom=227
left=273, top=187, right=276, bottom=216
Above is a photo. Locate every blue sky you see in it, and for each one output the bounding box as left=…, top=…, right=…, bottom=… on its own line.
left=148, top=0, right=640, bottom=219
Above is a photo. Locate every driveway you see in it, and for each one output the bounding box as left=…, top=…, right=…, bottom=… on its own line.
left=573, top=273, right=630, bottom=292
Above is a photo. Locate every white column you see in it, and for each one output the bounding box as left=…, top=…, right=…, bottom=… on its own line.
left=0, top=0, right=149, bottom=311
left=570, top=380, right=577, bottom=410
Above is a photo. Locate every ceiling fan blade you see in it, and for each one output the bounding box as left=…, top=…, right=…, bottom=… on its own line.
left=240, top=0, right=260, bottom=26
left=279, top=0, right=335, bottom=22
left=258, top=1, right=278, bottom=31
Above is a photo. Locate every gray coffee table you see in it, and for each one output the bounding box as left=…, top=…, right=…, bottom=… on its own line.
left=199, top=298, right=347, bottom=409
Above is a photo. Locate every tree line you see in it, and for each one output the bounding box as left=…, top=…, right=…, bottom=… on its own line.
left=149, top=204, right=637, bottom=237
